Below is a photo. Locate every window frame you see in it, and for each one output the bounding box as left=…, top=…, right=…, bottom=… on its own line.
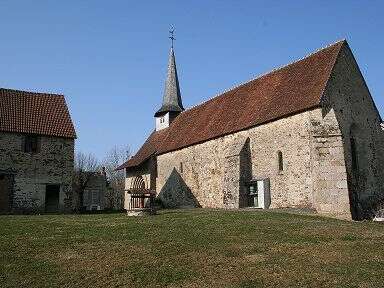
left=24, top=134, right=40, bottom=154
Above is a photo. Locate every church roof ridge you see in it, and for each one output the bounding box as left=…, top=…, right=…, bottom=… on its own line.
left=184, top=39, right=346, bottom=113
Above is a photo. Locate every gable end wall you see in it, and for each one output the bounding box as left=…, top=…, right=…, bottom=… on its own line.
left=314, top=44, right=384, bottom=219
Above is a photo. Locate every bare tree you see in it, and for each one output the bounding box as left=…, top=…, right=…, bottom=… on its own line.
left=103, top=145, right=131, bottom=209
left=73, top=152, right=100, bottom=211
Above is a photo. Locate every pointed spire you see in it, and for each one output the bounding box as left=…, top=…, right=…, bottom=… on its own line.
left=155, top=35, right=184, bottom=117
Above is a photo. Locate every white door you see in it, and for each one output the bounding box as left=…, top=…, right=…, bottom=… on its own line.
left=257, top=180, right=265, bottom=209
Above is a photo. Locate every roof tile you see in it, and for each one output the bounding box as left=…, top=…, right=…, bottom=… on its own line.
left=0, top=88, right=76, bottom=138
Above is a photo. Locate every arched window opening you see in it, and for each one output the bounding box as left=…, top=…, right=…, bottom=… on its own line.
left=131, top=175, right=145, bottom=190
left=179, top=162, right=183, bottom=173
left=278, top=151, right=284, bottom=172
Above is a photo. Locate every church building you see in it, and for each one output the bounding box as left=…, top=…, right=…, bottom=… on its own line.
left=117, top=39, right=384, bottom=220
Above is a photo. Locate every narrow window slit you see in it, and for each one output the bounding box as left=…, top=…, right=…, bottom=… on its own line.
left=278, top=151, right=283, bottom=172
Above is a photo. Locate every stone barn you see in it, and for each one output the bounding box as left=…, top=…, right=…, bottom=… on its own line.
left=117, top=40, right=384, bottom=220
left=0, top=89, right=76, bottom=213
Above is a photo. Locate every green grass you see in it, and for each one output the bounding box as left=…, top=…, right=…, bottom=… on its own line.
left=1, top=209, right=384, bottom=288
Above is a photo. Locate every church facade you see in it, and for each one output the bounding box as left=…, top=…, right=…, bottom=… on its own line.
left=118, top=40, right=384, bottom=220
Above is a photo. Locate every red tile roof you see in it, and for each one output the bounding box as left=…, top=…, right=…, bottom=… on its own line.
left=116, top=129, right=169, bottom=170
left=118, top=40, right=345, bottom=170
left=0, top=88, right=76, bottom=138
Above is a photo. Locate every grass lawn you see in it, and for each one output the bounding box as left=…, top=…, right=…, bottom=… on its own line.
left=1, top=209, right=384, bottom=288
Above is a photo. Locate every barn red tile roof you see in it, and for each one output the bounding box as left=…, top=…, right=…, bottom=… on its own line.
left=0, top=88, right=76, bottom=138
left=118, top=40, right=345, bottom=170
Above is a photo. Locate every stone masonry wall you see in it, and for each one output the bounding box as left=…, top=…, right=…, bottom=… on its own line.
left=157, top=110, right=315, bottom=209
left=0, top=132, right=74, bottom=213
left=314, top=44, right=384, bottom=219
left=307, top=109, right=351, bottom=217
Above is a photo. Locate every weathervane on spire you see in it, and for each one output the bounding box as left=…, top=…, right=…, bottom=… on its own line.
left=169, top=27, right=176, bottom=48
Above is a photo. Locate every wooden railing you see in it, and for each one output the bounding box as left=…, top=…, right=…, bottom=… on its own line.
left=126, top=189, right=155, bottom=212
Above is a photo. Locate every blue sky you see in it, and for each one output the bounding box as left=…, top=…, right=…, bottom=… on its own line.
left=0, top=1, right=383, bottom=159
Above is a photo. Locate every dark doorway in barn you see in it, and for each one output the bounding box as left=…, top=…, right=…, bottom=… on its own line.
left=0, top=174, right=13, bottom=213
left=45, top=185, right=60, bottom=213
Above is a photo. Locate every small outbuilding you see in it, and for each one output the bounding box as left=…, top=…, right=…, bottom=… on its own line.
left=0, top=88, right=76, bottom=213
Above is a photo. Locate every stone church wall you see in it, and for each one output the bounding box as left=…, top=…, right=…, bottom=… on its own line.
left=307, top=109, right=351, bottom=217
left=157, top=110, right=316, bottom=209
left=313, top=45, right=384, bottom=219
left=0, top=132, right=74, bottom=213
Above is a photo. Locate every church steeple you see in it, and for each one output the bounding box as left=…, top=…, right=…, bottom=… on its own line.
left=154, top=47, right=184, bottom=117
left=155, top=29, right=184, bottom=131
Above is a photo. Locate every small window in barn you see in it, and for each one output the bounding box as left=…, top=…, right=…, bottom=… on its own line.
left=278, top=151, right=284, bottom=172
left=24, top=134, right=39, bottom=153
left=350, top=138, right=359, bottom=172
left=179, top=162, right=183, bottom=173
left=160, top=116, right=165, bottom=123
